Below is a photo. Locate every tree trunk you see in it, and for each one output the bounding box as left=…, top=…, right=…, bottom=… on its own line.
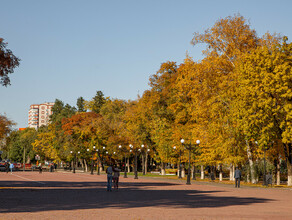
left=161, top=162, right=166, bottom=175
left=181, top=164, right=185, bottom=178
left=210, top=166, right=216, bottom=181
left=84, top=159, right=88, bottom=172
left=26, top=156, right=31, bottom=164
left=192, top=165, right=196, bottom=180
left=229, top=164, right=234, bottom=181
left=142, top=153, right=145, bottom=175
left=287, top=160, right=292, bottom=186
left=277, top=161, right=281, bottom=185
left=79, top=158, right=83, bottom=169
left=246, top=140, right=257, bottom=184
left=247, top=174, right=251, bottom=183
left=201, top=165, right=205, bottom=179
left=127, top=157, right=130, bottom=172
left=145, top=151, right=148, bottom=174
left=219, top=164, right=223, bottom=181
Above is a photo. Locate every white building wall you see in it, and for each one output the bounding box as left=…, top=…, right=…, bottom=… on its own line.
left=28, top=102, right=54, bottom=129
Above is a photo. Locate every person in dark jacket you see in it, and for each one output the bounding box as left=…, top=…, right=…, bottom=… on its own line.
left=5, top=162, right=9, bottom=174
left=39, top=163, right=42, bottom=174
left=234, top=167, right=242, bottom=188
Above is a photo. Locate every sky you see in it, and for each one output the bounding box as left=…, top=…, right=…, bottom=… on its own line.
left=1, top=0, right=292, bottom=129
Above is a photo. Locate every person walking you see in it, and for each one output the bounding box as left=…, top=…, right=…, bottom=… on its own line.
left=106, top=164, right=113, bottom=191
left=234, top=167, right=242, bottom=188
left=39, top=163, right=42, bottom=174
left=9, top=163, right=14, bottom=174
left=5, top=162, right=9, bottom=174
left=113, top=165, right=121, bottom=190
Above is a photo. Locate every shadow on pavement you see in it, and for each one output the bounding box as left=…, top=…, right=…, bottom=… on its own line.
left=0, top=180, right=273, bottom=213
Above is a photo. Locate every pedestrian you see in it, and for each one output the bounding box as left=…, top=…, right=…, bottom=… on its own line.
left=106, top=164, right=113, bottom=191
left=5, top=162, right=9, bottom=174
left=9, top=163, right=14, bottom=174
left=234, top=167, right=242, bottom=188
left=113, top=165, right=121, bottom=190
left=50, top=164, right=53, bottom=172
left=39, top=163, right=42, bottom=174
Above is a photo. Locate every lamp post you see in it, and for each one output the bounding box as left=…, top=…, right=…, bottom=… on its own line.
left=119, top=145, right=128, bottom=178
left=23, top=146, right=26, bottom=172
left=181, top=139, right=200, bottom=185
left=96, top=146, right=106, bottom=175
left=173, top=146, right=183, bottom=179
left=130, top=144, right=139, bottom=179
left=145, top=148, right=150, bottom=174
left=96, top=147, right=105, bottom=175
left=70, top=151, right=76, bottom=173
left=87, top=146, right=96, bottom=175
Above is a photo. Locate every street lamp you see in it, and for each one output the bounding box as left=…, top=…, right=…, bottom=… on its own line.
left=87, top=146, right=96, bottom=175
left=181, top=138, right=200, bottom=185
left=96, top=146, right=106, bottom=175
left=119, top=145, right=128, bottom=178
left=70, top=151, right=76, bottom=173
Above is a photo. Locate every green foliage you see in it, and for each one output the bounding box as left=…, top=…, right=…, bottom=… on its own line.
left=0, top=38, right=20, bottom=86
left=91, top=91, right=106, bottom=114
left=5, top=128, right=37, bottom=163
left=76, top=97, right=86, bottom=112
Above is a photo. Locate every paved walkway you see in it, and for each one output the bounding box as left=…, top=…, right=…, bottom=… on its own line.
left=0, top=171, right=292, bottom=220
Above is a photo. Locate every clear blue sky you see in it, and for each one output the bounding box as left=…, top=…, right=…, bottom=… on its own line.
left=1, top=0, right=291, bottom=129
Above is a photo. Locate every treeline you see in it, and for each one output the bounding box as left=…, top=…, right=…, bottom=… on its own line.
left=1, top=14, right=292, bottom=185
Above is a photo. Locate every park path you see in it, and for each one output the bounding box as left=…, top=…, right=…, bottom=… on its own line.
left=0, top=171, right=292, bottom=220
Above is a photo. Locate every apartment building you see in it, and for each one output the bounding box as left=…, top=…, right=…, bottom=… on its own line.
left=28, top=102, right=55, bottom=129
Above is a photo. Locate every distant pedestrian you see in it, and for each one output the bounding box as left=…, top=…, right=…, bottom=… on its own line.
left=113, top=165, right=121, bottom=190
left=5, top=162, right=9, bottom=174
left=50, top=164, right=54, bottom=172
left=106, top=164, right=113, bottom=191
left=9, top=163, right=14, bottom=174
left=234, top=167, right=241, bottom=188
left=39, top=163, right=42, bottom=174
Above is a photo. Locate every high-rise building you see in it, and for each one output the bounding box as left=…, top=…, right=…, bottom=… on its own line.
left=28, top=102, right=54, bottom=129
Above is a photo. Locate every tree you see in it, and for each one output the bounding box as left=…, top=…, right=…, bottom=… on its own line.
left=32, top=125, right=59, bottom=162
left=0, top=38, right=20, bottom=86
left=50, top=99, right=76, bottom=128
left=77, top=97, right=86, bottom=112
left=187, top=14, right=261, bottom=179
left=144, top=61, right=179, bottom=172
left=0, top=114, right=14, bottom=140
left=235, top=37, right=292, bottom=185
left=86, top=91, right=106, bottom=114
left=6, top=128, right=37, bottom=163
left=61, top=112, right=110, bottom=163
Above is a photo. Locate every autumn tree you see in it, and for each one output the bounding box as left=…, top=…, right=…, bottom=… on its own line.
left=61, top=112, right=110, bottom=167
left=143, top=61, right=179, bottom=173
left=0, top=38, right=20, bottom=86
left=235, top=37, right=292, bottom=185
left=32, top=125, right=59, bottom=162
left=0, top=114, right=14, bottom=140
left=187, top=14, right=260, bottom=179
